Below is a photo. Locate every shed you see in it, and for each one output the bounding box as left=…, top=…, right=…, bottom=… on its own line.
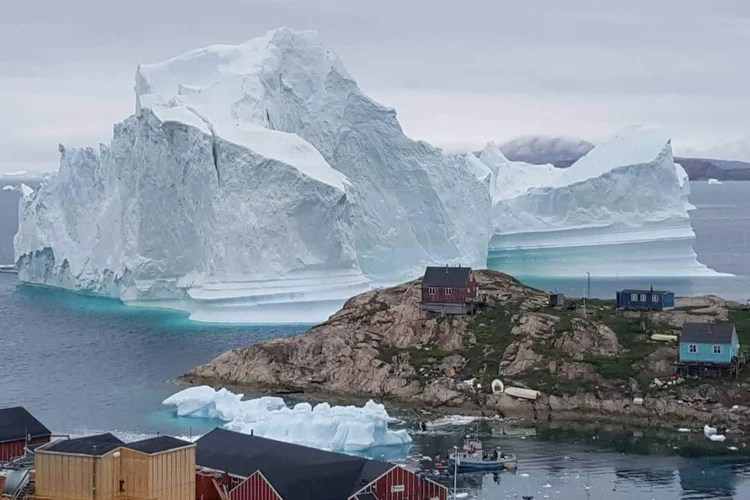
left=616, top=288, right=674, bottom=311
left=0, top=406, right=51, bottom=462
left=548, top=293, right=564, bottom=307
left=34, top=433, right=196, bottom=500
left=679, top=323, right=739, bottom=364
left=421, top=266, right=478, bottom=315
left=195, top=428, right=447, bottom=500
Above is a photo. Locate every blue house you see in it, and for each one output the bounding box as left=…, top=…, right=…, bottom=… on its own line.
left=679, top=323, right=739, bottom=364
left=677, top=323, right=745, bottom=377
left=616, top=288, right=674, bottom=311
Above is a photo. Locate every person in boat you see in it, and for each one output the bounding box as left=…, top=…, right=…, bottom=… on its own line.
left=492, top=449, right=499, bottom=460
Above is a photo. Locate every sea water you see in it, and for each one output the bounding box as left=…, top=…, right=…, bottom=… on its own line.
left=2, top=181, right=750, bottom=498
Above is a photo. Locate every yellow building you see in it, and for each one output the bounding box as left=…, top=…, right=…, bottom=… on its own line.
left=32, top=433, right=195, bottom=500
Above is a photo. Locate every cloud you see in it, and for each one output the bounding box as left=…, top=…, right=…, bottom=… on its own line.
left=2, top=0, right=749, bottom=172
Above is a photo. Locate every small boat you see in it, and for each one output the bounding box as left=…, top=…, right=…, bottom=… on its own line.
left=447, top=436, right=517, bottom=472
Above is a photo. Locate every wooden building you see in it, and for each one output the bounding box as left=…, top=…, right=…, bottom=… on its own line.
left=32, top=433, right=196, bottom=500
left=421, top=266, right=478, bottom=316
left=677, top=322, right=745, bottom=377
left=195, top=428, right=447, bottom=500
left=616, top=288, right=675, bottom=311
left=0, top=406, right=51, bottom=462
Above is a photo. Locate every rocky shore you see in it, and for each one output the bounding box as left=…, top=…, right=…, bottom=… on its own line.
left=182, top=270, right=750, bottom=432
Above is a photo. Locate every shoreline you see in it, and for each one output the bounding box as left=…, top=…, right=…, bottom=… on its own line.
left=181, top=270, right=750, bottom=435
left=177, top=374, right=750, bottom=435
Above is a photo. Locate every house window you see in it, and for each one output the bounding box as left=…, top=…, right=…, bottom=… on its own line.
left=640, top=294, right=647, bottom=302
left=445, top=288, right=453, bottom=296
left=630, top=293, right=638, bottom=301
left=688, top=344, right=697, bottom=353
left=652, top=294, right=660, bottom=302
left=714, top=345, right=722, bottom=354
left=428, top=287, right=436, bottom=295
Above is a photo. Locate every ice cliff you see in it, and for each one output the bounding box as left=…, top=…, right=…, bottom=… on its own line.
left=14, top=29, right=719, bottom=323
left=478, top=127, right=718, bottom=277
left=14, top=28, right=490, bottom=322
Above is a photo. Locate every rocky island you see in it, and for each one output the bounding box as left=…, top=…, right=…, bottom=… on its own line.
left=183, top=270, right=750, bottom=431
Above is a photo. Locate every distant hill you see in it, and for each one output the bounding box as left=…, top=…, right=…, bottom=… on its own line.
left=496, top=136, right=750, bottom=181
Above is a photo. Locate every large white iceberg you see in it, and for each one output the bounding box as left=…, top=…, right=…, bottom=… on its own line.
left=14, top=28, right=490, bottom=322
left=478, top=127, right=720, bottom=277
left=14, top=28, right=722, bottom=323
left=162, top=386, right=412, bottom=452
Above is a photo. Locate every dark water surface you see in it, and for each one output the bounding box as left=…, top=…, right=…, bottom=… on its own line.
left=2, top=182, right=750, bottom=498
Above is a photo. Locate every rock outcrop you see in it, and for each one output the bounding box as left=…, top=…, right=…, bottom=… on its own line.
left=184, top=270, right=750, bottom=429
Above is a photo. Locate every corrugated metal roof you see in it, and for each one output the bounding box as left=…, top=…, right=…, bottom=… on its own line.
left=619, top=289, right=672, bottom=295
left=0, top=406, right=51, bottom=444
left=681, top=323, right=735, bottom=344
left=422, top=266, right=472, bottom=287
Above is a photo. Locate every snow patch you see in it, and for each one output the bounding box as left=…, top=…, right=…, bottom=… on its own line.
left=162, top=386, right=412, bottom=452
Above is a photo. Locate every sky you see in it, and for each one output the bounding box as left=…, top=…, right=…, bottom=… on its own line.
left=1, top=0, right=749, bottom=173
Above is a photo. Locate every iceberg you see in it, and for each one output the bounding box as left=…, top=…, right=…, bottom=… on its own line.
left=478, top=127, right=722, bottom=277
left=162, top=386, right=412, bottom=452
left=14, top=28, right=490, bottom=322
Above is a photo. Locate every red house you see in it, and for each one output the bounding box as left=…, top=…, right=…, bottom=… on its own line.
left=0, top=406, right=51, bottom=462
left=421, top=266, right=478, bottom=315
left=195, top=428, right=447, bottom=500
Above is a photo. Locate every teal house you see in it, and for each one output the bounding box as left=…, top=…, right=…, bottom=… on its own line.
left=679, top=323, right=739, bottom=370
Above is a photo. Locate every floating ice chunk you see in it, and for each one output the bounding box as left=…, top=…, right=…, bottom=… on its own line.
left=703, top=424, right=717, bottom=437
left=709, top=434, right=726, bottom=442
left=707, top=178, right=722, bottom=185
left=162, top=386, right=411, bottom=452
left=2, top=185, right=18, bottom=191
left=677, top=428, right=691, bottom=433
left=728, top=446, right=739, bottom=451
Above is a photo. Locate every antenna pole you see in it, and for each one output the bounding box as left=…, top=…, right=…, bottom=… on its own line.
left=453, top=445, right=458, bottom=498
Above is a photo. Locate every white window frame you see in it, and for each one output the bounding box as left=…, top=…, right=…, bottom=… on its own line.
left=640, top=294, right=647, bottom=302
left=445, top=288, right=453, bottom=296
left=630, top=293, right=638, bottom=301
left=428, top=287, right=436, bottom=295
left=713, top=345, right=722, bottom=354
left=652, top=294, right=660, bottom=302
left=688, top=344, right=697, bottom=353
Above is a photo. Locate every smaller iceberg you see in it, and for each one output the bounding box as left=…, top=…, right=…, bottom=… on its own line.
left=707, top=178, right=722, bottom=185
left=162, top=386, right=412, bottom=452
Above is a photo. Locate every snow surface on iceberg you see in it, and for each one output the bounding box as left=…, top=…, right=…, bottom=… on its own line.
left=14, top=28, right=490, bottom=322
left=479, top=127, right=720, bottom=277
left=134, top=28, right=491, bottom=280
left=162, top=386, right=411, bottom=452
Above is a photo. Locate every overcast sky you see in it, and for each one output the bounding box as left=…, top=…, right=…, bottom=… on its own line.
left=1, top=0, right=749, bottom=172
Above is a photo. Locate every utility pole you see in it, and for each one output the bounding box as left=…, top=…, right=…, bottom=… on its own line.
left=453, top=446, right=458, bottom=498
left=587, top=272, right=591, bottom=299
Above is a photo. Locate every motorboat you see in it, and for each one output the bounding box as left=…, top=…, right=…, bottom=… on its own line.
left=447, top=436, right=517, bottom=472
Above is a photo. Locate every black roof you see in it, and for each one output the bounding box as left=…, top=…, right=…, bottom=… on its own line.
left=196, top=428, right=393, bottom=500
left=43, top=433, right=124, bottom=456
left=126, top=436, right=193, bottom=454
left=681, top=323, right=736, bottom=343
left=422, top=266, right=472, bottom=288
left=0, top=406, right=51, bottom=444
left=619, top=289, right=672, bottom=295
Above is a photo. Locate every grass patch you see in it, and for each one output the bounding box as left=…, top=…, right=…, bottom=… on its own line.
left=462, top=302, right=520, bottom=384
left=729, top=309, right=750, bottom=346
